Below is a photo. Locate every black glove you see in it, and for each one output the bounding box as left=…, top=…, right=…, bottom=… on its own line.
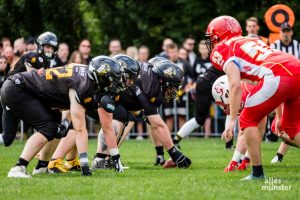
left=128, top=85, right=141, bottom=96
left=112, top=154, right=124, bottom=173
left=56, top=119, right=71, bottom=139
left=174, top=154, right=192, bottom=168
left=100, top=95, right=116, bottom=113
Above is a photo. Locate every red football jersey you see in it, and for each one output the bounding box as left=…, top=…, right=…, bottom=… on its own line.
left=210, top=36, right=300, bottom=83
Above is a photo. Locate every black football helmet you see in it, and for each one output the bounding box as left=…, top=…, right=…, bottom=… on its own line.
left=36, top=32, right=58, bottom=59
left=113, top=54, right=140, bottom=80
left=151, top=59, right=183, bottom=102
left=148, top=56, right=168, bottom=65
left=88, top=56, right=125, bottom=97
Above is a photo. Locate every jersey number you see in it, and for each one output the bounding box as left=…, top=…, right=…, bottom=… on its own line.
left=46, top=65, right=73, bottom=80
left=240, top=40, right=273, bottom=61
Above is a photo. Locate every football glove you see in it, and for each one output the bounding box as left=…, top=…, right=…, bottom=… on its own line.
left=128, top=85, right=141, bottom=96
left=56, top=119, right=71, bottom=139
left=112, top=154, right=124, bottom=173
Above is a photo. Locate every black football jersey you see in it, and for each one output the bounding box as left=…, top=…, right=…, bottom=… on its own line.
left=9, top=64, right=97, bottom=110
left=118, top=62, right=163, bottom=113
left=9, top=52, right=50, bottom=76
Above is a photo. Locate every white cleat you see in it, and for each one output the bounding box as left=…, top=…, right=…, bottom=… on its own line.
left=8, top=166, right=32, bottom=178
left=0, top=134, right=4, bottom=145
left=271, top=155, right=282, bottom=164
left=32, top=167, right=48, bottom=175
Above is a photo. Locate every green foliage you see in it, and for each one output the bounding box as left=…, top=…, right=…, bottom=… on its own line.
left=0, top=139, right=300, bottom=199
left=0, top=0, right=299, bottom=56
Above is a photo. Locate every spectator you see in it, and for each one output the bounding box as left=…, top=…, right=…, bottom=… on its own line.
left=0, top=56, right=9, bottom=134
left=78, top=39, right=93, bottom=64
left=245, top=17, right=269, bottom=44
left=68, top=50, right=85, bottom=64
left=55, top=42, right=69, bottom=66
left=13, top=38, right=26, bottom=57
left=158, top=38, right=173, bottom=58
left=138, top=45, right=150, bottom=62
left=1, top=37, right=12, bottom=50
left=164, top=43, right=191, bottom=132
left=0, top=55, right=9, bottom=86
left=182, top=36, right=197, bottom=67
left=178, top=47, right=188, bottom=61
left=270, top=22, right=300, bottom=59
left=25, top=37, right=37, bottom=52
left=109, top=39, right=123, bottom=57
left=133, top=45, right=151, bottom=140
left=192, top=40, right=213, bottom=137
left=126, top=46, right=139, bottom=60
left=2, top=46, right=14, bottom=69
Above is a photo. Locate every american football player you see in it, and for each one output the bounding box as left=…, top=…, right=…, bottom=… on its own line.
left=1, top=56, right=125, bottom=177
left=206, top=15, right=300, bottom=180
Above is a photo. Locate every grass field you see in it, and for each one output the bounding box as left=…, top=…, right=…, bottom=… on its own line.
left=0, top=138, right=299, bottom=200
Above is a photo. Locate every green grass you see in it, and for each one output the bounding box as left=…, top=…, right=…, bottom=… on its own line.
left=0, top=138, right=299, bottom=200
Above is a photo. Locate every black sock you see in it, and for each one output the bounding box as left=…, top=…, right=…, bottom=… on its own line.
left=111, top=154, right=120, bottom=162
left=168, top=146, right=182, bottom=161
left=16, top=157, right=29, bottom=167
left=155, top=146, right=164, bottom=156
left=96, top=153, right=107, bottom=159
left=173, top=135, right=182, bottom=143
left=225, top=139, right=234, bottom=148
left=277, top=153, right=284, bottom=161
left=252, top=165, right=264, bottom=177
left=244, top=157, right=250, bottom=162
left=35, top=160, right=49, bottom=169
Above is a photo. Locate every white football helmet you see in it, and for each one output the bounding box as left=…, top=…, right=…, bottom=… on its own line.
left=212, top=75, right=230, bottom=115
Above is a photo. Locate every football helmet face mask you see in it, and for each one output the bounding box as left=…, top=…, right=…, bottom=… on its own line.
left=112, top=54, right=140, bottom=90
left=36, top=32, right=59, bottom=59
left=88, top=56, right=125, bottom=97
left=151, top=59, right=183, bottom=102
left=205, top=16, right=242, bottom=52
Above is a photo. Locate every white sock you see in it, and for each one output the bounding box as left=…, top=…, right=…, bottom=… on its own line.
left=0, top=134, right=3, bottom=144
left=177, top=118, right=200, bottom=138
left=232, top=150, right=243, bottom=162
left=244, top=151, right=250, bottom=159
left=109, top=148, right=119, bottom=156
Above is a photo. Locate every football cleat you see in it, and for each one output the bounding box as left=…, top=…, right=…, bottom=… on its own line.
left=65, top=158, right=81, bottom=171
left=48, top=159, right=68, bottom=173
left=32, top=167, right=48, bottom=175
left=240, top=174, right=265, bottom=181
left=154, top=155, right=166, bottom=166
left=0, top=134, right=4, bottom=145
left=8, top=166, right=32, bottom=178
left=81, top=166, right=92, bottom=176
left=271, top=155, right=283, bottom=164
left=237, top=158, right=250, bottom=171
left=91, top=157, right=111, bottom=170
left=163, top=158, right=176, bottom=168
left=224, top=160, right=238, bottom=172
